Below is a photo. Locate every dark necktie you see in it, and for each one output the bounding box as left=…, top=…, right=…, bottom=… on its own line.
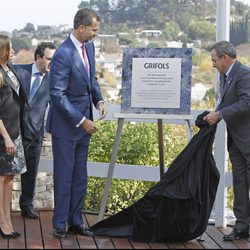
left=222, top=74, right=227, bottom=90
left=81, top=44, right=90, bottom=78
left=29, top=72, right=42, bottom=103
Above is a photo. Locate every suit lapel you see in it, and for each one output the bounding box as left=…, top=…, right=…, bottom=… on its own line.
left=37, top=73, right=49, bottom=93
left=9, top=63, right=30, bottom=104
left=67, top=38, right=91, bottom=88
left=8, top=62, right=23, bottom=84
left=220, top=61, right=240, bottom=101
left=0, top=65, right=19, bottom=96
left=85, top=43, right=94, bottom=82
left=22, top=68, right=32, bottom=97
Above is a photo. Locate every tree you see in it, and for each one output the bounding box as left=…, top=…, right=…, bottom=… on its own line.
left=118, top=33, right=137, bottom=46
left=230, top=14, right=250, bottom=46
left=78, top=0, right=114, bottom=24
left=78, top=0, right=90, bottom=8
left=22, top=23, right=35, bottom=33
left=187, top=19, right=215, bottom=40
left=11, top=37, right=32, bottom=53
left=163, top=21, right=181, bottom=41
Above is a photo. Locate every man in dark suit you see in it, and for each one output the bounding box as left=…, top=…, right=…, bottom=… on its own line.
left=14, top=42, right=56, bottom=219
left=46, top=9, right=107, bottom=238
left=204, top=41, right=250, bottom=241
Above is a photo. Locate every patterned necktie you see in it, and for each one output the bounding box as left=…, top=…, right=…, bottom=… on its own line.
left=81, top=44, right=90, bottom=78
left=29, top=72, right=42, bottom=103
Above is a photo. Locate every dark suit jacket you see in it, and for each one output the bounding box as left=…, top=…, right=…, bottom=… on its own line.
left=14, top=64, right=50, bottom=140
left=46, top=37, right=103, bottom=140
left=0, top=65, right=25, bottom=141
left=217, top=60, right=250, bottom=155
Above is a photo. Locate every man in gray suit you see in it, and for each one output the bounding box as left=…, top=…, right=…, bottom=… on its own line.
left=14, top=42, right=56, bottom=219
left=204, top=41, right=250, bottom=241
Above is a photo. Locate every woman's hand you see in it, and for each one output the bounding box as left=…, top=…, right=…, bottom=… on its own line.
left=4, top=137, right=16, bottom=155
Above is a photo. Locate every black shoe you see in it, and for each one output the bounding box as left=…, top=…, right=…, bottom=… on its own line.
left=0, top=228, right=21, bottom=239
left=21, top=207, right=39, bottom=219
left=223, top=228, right=249, bottom=241
left=53, top=228, right=66, bottom=239
left=68, top=225, right=94, bottom=237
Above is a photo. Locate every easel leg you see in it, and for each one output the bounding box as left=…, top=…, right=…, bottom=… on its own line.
left=157, top=119, right=165, bottom=179
left=97, top=118, right=125, bottom=222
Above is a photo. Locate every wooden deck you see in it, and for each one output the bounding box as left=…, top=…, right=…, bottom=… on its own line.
left=1, top=211, right=250, bottom=249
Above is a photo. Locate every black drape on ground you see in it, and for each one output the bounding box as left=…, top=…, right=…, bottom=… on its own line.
left=91, top=112, right=220, bottom=242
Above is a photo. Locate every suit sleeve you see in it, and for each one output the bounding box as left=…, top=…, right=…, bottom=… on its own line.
left=49, top=50, right=85, bottom=126
left=89, top=43, right=103, bottom=107
left=91, top=76, right=103, bottom=107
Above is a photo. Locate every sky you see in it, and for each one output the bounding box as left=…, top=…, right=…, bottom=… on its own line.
left=1, top=0, right=250, bottom=33
left=0, top=0, right=82, bottom=32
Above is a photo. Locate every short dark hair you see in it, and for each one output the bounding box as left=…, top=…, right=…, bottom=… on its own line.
left=73, top=8, right=100, bottom=29
left=210, top=41, right=237, bottom=59
left=34, top=42, right=56, bottom=61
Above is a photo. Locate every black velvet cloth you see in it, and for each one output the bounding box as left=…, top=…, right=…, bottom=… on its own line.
left=91, top=111, right=220, bottom=242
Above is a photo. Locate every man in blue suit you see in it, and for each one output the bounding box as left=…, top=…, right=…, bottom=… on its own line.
left=14, top=42, right=56, bottom=219
left=46, top=9, right=107, bottom=238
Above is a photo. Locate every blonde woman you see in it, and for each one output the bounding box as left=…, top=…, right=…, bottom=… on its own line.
left=0, top=35, right=26, bottom=238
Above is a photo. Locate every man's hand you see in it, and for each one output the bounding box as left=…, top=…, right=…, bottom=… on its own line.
left=97, top=102, right=107, bottom=120
left=82, top=119, right=98, bottom=134
left=203, top=111, right=221, bottom=125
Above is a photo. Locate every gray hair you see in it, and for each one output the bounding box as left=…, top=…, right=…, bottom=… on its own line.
left=210, top=41, right=237, bottom=59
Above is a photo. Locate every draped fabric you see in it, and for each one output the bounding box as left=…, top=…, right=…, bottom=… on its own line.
left=91, top=112, right=220, bottom=242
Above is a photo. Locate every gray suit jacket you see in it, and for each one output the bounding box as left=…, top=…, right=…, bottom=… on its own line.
left=217, top=60, right=250, bottom=155
left=14, top=64, right=50, bottom=140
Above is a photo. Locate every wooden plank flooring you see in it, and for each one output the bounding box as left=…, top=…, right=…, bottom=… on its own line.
left=0, top=210, right=250, bottom=249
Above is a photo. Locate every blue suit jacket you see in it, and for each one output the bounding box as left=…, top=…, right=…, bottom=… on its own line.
left=14, top=64, right=50, bottom=140
left=46, top=37, right=103, bottom=140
